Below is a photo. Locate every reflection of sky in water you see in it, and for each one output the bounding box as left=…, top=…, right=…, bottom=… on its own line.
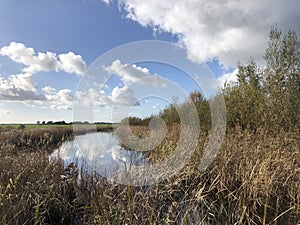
left=51, top=132, right=148, bottom=179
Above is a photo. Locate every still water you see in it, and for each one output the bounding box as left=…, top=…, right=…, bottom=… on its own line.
left=51, top=132, right=148, bottom=179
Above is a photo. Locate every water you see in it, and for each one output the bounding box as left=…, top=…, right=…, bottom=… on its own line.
left=51, top=132, right=148, bottom=180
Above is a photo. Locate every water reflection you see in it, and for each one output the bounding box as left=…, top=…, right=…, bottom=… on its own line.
left=51, top=132, right=148, bottom=179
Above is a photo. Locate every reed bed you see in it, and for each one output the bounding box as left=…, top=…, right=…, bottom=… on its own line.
left=0, top=126, right=299, bottom=224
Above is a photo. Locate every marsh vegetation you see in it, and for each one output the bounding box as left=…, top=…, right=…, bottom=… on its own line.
left=0, top=126, right=299, bottom=224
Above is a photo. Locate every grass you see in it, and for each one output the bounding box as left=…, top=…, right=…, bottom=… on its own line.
left=0, top=126, right=299, bottom=224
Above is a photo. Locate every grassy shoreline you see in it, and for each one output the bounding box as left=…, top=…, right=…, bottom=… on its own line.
left=0, top=126, right=299, bottom=224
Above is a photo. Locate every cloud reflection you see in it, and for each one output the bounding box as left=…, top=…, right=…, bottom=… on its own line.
left=51, top=132, right=148, bottom=179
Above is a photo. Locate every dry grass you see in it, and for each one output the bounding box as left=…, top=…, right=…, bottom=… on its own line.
left=0, top=126, right=299, bottom=224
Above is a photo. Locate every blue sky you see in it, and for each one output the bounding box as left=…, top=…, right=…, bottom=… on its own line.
left=0, top=0, right=299, bottom=123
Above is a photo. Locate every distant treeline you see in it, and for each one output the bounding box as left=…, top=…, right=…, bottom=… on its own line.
left=36, top=121, right=113, bottom=125
left=123, top=28, right=300, bottom=132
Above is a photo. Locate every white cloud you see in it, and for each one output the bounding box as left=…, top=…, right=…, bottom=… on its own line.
left=0, top=74, right=74, bottom=110
left=217, top=69, right=239, bottom=87
left=0, top=74, right=45, bottom=101
left=59, top=52, right=87, bottom=75
left=44, top=88, right=74, bottom=110
left=0, top=42, right=35, bottom=65
left=104, top=59, right=166, bottom=86
left=0, top=42, right=88, bottom=110
left=76, top=88, right=107, bottom=107
left=116, top=0, right=300, bottom=67
left=76, top=85, right=140, bottom=107
left=0, top=42, right=87, bottom=75
left=9, top=73, right=37, bottom=92
left=42, top=86, right=57, bottom=94
left=110, top=86, right=140, bottom=106
left=24, top=51, right=59, bottom=74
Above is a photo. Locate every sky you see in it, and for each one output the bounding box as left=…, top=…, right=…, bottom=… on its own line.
left=0, top=0, right=299, bottom=123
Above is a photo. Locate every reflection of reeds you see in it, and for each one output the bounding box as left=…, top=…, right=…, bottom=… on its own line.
left=0, top=126, right=299, bottom=224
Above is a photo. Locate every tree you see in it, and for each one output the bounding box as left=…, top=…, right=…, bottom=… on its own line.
left=224, top=59, right=265, bottom=130
left=223, top=28, right=300, bottom=131
left=188, top=91, right=211, bottom=130
left=263, top=28, right=300, bottom=130
left=160, top=101, right=180, bottom=125
left=237, top=59, right=262, bottom=90
left=121, top=116, right=142, bottom=126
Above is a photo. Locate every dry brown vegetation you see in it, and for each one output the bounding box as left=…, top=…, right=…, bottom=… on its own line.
left=0, top=126, right=299, bottom=225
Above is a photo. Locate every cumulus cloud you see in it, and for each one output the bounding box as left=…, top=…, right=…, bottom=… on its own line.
left=104, top=59, right=166, bottom=86
left=0, top=42, right=35, bottom=65
left=76, top=88, right=106, bottom=107
left=76, top=86, right=140, bottom=107
left=84, top=59, right=162, bottom=108
left=43, top=87, right=74, bottom=110
left=116, top=0, right=300, bottom=67
left=9, top=73, right=37, bottom=92
left=0, top=42, right=88, bottom=110
left=0, top=74, right=74, bottom=110
left=0, top=74, right=45, bottom=101
left=110, top=86, right=140, bottom=106
left=59, top=52, right=87, bottom=75
left=42, top=86, right=57, bottom=94
left=0, top=42, right=87, bottom=75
